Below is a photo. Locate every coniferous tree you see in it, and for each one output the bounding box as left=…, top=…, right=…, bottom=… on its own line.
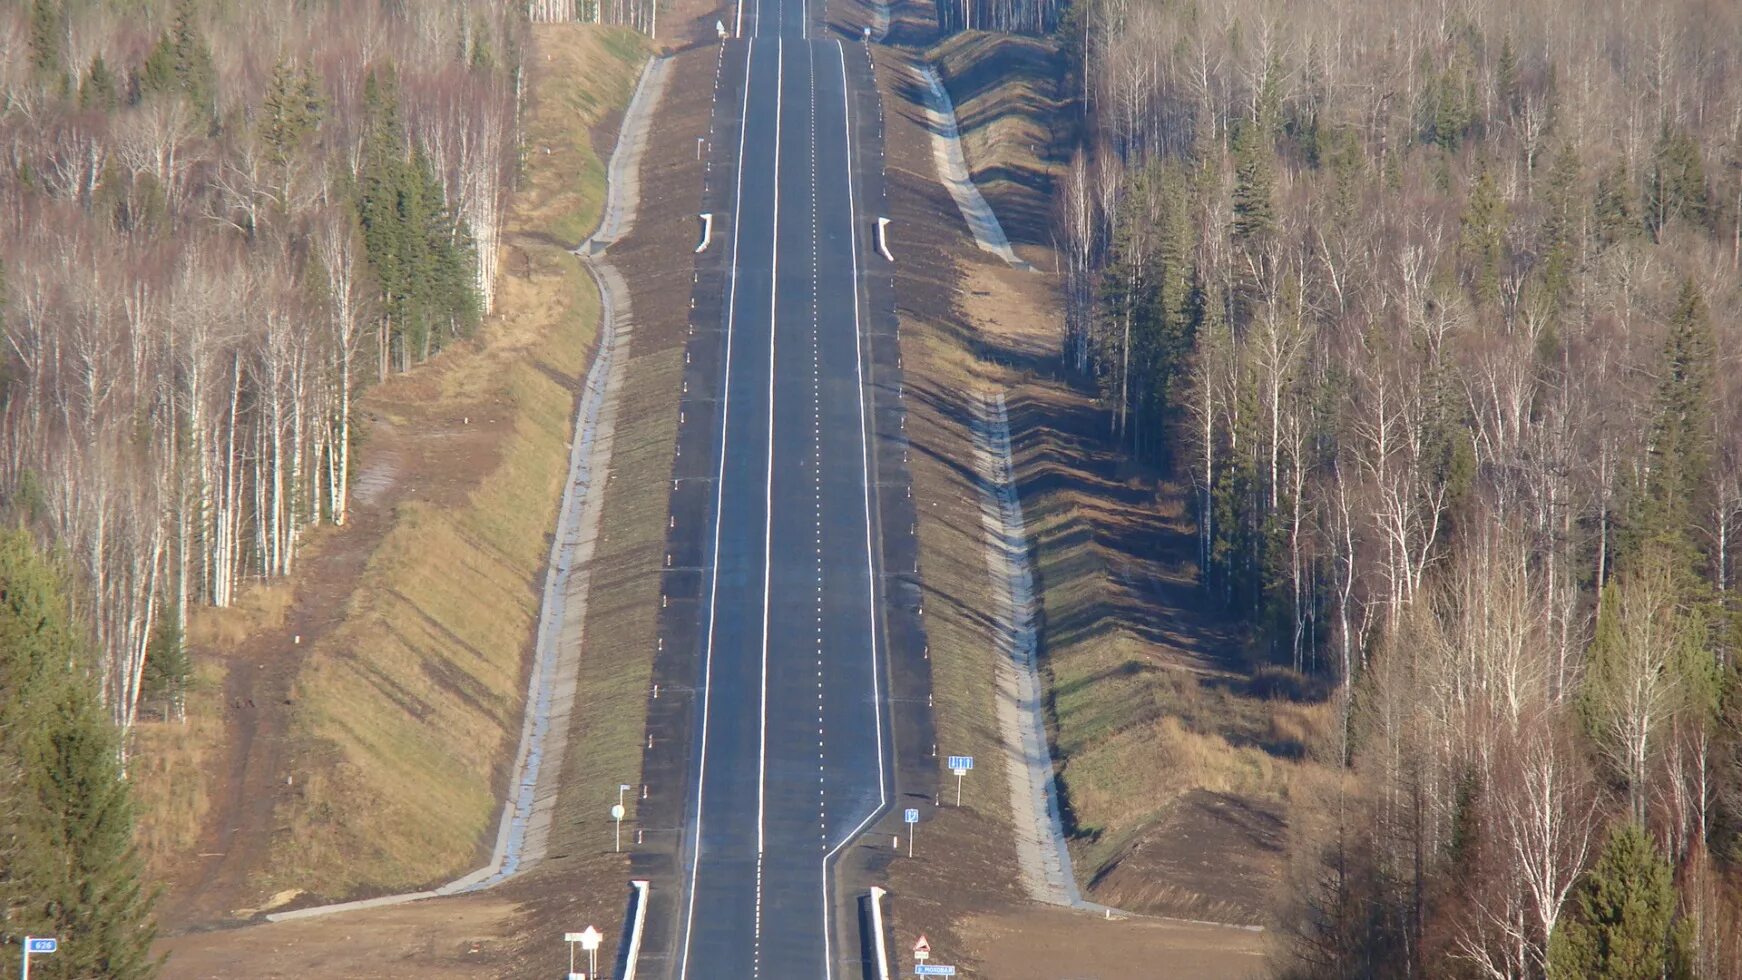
left=1647, top=125, right=1709, bottom=239
left=356, top=68, right=481, bottom=372
left=1232, top=120, right=1276, bottom=247
left=1626, top=278, right=1717, bottom=575
left=79, top=55, right=118, bottom=111
left=1548, top=823, right=1687, bottom=980
left=1540, top=141, right=1583, bottom=308
left=0, top=531, right=157, bottom=979
left=1459, top=163, right=1507, bottom=305
left=1594, top=161, right=1637, bottom=247
left=27, top=0, right=62, bottom=85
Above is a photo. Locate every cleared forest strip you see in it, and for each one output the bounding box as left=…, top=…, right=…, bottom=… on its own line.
left=144, top=27, right=653, bottom=927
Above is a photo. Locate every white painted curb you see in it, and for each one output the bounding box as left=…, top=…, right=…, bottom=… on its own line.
left=868, top=886, right=892, bottom=980
left=623, top=879, right=651, bottom=980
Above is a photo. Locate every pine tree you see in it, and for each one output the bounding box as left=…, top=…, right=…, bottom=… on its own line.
left=1548, top=823, right=1681, bottom=980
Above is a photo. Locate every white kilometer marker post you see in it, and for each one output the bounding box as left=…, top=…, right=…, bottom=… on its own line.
left=613, top=783, right=632, bottom=853
left=19, top=937, right=57, bottom=980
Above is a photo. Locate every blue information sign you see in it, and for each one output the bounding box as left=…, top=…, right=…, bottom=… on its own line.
left=903, top=807, right=919, bottom=824
left=914, top=965, right=957, bottom=976
left=25, top=938, right=57, bottom=954
left=947, top=756, right=974, bottom=771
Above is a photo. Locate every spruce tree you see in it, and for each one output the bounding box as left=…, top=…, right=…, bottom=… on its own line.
left=1646, top=124, right=1709, bottom=238
left=1594, top=161, right=1637, bottom=247
left=1459, top=163, right=1507, bottom=306
left=1548, top=823, right=1681, bottom=980
left=0, top=531, right=157, bottom=979
left=79, top=56, right=119, bottom=111
left=1232, top=120, right=1276, bottom=247
left=1629, top=278, right=1716, bottom=574
left=1540, top=141, right=1583, bottom=308
left=27, top=0, right=62, bottom=85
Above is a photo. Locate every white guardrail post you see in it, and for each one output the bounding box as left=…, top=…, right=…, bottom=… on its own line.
left=868, top=886, right=892, bottom=980
left=622, top=879, right=651, bottom=980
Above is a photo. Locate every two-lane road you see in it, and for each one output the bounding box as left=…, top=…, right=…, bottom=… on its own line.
left=675, top=0, right=891, bottom=975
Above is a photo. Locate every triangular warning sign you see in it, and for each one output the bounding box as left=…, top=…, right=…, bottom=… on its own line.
left=913, top=934, right=931, bottom=954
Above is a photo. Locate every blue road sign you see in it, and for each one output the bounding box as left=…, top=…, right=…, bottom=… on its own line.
left=25, top=938, right=57, bottom=954
left=904, top=807, right=919, bottom=824
left=947, top=756, right=974, bottom=771
left=915, top=965, right=957, bottom=976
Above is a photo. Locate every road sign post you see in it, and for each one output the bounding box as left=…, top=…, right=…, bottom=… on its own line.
left=904, top=807, right=919, bottom=856
left=913, top=935, right=930, bottom=962
left=564, top=926, right=602, bottom=980
left=946, top=756, right=974, bottom=807
left=20, top=937, right=56, bottom=980
left=614, top=783, right=632, bottom=853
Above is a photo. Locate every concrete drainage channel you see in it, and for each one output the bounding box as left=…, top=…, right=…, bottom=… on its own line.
left=917, top=66, right=1031, bottom=271
left=971, top=392, right=1084, bottom=908
left=268, top=56, right=672, bottom=973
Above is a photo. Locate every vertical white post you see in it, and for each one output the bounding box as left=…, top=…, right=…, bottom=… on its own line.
left=19, top=940, right=28, bottom=980
left=955, top=771, right=963, bottom=807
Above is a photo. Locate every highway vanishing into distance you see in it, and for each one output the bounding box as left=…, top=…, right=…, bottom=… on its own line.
left=672, top=0, right=894, bottom=976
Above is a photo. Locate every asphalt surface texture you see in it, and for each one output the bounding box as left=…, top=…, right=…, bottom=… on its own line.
left=671, top=2, right=896, bottom=977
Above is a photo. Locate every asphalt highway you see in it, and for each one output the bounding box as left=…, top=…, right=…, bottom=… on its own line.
left=674, top=1, right=892, bottom=976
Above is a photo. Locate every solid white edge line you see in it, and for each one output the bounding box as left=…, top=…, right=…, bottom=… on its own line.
left=754, top=35, right=786, bottom=973
left=677, top=35, right=756, bottom=980
left=820, top=37, right=892, bottom=980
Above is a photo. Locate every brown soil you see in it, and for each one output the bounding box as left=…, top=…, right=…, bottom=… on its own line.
left=155, top=894, right=523, bottom=980
left=1087, top=789, right=1286, bottom=926
left=958, top=905, right=1269, bottom=979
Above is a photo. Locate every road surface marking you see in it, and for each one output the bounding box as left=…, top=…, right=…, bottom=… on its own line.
left=749, top=37, right=787, bottom=980
left=678, top=36, right=757, bottom=980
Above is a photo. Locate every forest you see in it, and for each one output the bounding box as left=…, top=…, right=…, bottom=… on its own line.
left=0, top=0, right=525, bottom=747
left=1029, top=0, right=1742, bottom=974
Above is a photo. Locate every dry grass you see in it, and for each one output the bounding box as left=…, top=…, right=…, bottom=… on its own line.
left=256, top=25, right=650, bottom=897
left=185, top=584, right=295, bottom=650
left=130, top=659, right=227, bottom=881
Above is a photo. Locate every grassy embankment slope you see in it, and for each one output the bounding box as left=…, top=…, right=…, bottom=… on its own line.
left=921, top=30, right=1333, bottom=929
left=131, top=26, right=650, bottom=904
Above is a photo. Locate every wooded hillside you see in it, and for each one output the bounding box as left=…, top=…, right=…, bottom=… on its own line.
left=966, top=0, right=1742, bottom=973
left=0, top=0, right=523, bottom=742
